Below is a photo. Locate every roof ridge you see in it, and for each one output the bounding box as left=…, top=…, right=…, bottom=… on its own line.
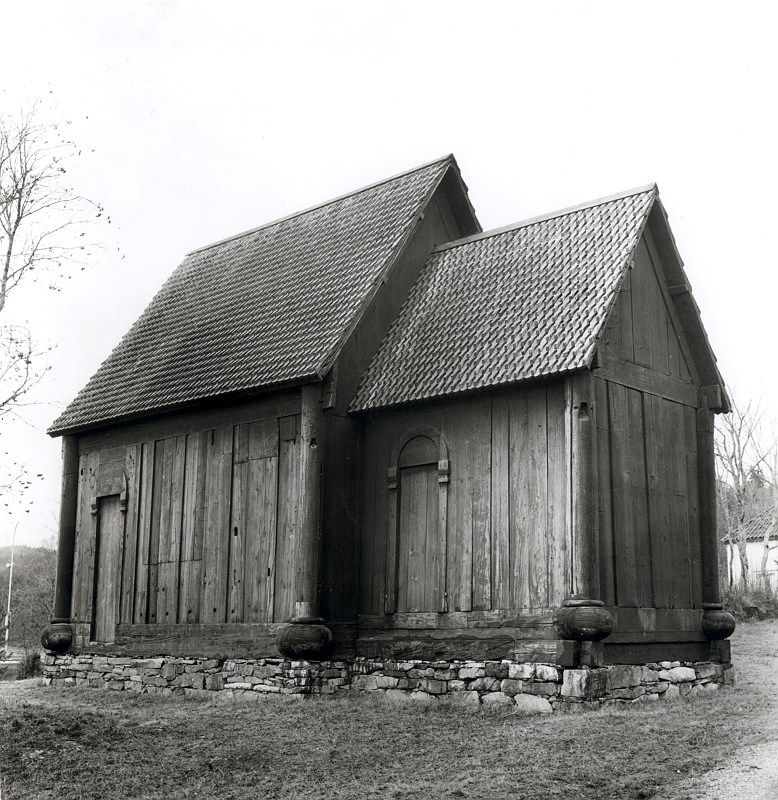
left=434, top=183, right=658, bottom=253
left=187, top=154, right=454, bottom=256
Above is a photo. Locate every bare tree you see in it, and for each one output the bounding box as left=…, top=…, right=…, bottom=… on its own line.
left=758, top=446, right=778, bottom=590
left=715, top=397, right=776, bottom=589
left=0, top=101, right=103, bottom=499
left=0, top=540, right=56, bottom=654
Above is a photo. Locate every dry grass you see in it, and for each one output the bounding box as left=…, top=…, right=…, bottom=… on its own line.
left=1, top=622, right=776, bottom=800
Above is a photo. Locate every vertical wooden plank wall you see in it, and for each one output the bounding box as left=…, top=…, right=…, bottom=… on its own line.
left=273, top=415, right=302, bottom=622
left=179, top=432, right=207, bottom=623
left=595, top=231, right=703, bottom=609
left=72, top=405, right=303, bottom=635
left=359, top=384, right=570, bottom=616
left=70, top=452, right=99, bottom=626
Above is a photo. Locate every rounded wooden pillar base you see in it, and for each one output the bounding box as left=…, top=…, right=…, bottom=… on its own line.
left=41, top=622, right=73, bottom=654
left=701, top=603, right=736, bottom=641
left=276, top=616, right=333, bottom=660
left=554, top=597, right=614, bottom=642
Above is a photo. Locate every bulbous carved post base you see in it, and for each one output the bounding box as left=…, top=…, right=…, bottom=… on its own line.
left=41, top=622, right=73, bottom=654
left=554, top=596, right=614, bottom=668
left=554, top=597, right=614, bottom=641
left=276, top=616, right=333, bottom=661
left=702, top=603, right=736, bottom=641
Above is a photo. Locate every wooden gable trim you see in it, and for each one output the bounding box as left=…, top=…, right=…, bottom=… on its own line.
left=318, top=160, right=466, bottom=381
left=645, top=202, right=729, bottom=412
left=642, top=226, right=702, bottom=387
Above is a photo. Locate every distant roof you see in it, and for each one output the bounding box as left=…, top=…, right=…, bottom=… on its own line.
left=352, top=186, right=656, bottom=411
left=50, top=156, right=459, bottom=435
left=742, top=506, right=778, bottom=543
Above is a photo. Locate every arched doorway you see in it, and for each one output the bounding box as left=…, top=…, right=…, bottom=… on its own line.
left=386, top=430, right=449, bottom=613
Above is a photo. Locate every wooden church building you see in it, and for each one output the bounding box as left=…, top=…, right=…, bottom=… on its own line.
left=45, top=155, right=734, bottom=667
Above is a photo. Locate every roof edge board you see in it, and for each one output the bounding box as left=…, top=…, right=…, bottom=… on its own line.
left=350, top=367, right=584, bottom=415
left=585, top=192, right=658, bottom=370
left=435, top=183, right=658, bottom=253
left=646, top=201, right=730, bottom=413
left=48, top=373, right=322, bottom=438
left=442, top=157, right=482, bottom=237
left=187, top=154, right=455, bottom=256
left=315, top=158, right=475, bottom=379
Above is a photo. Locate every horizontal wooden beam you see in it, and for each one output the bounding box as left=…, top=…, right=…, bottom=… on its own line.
left=604, top=641, right=711, bottom=664
left=595, top=355, right=699, bottom=408
left=79, top=394, right=301, bottom=454
left=358, top=609, right=555, bottom=630
left=356, top=633, right=558, bottom=663
left=71, top=622, right=357, bottom=660
left=606, top=607, right=705, bottom=643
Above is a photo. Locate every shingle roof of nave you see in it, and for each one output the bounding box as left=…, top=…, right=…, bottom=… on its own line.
left=352, top=185, right=657, bottom=411
left=50, top=156, right=455, bottom=434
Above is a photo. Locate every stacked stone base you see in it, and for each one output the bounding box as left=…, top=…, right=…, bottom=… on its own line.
left=43, top=654, right=734, bottom=711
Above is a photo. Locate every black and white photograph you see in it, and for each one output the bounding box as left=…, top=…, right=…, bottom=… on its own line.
left=0, top=2, right=776, bottom=798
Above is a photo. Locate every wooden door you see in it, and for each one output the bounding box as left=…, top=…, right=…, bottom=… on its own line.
left=92, top=495, right=124, bottom=643
left=397, top=462, right=440, bottom=612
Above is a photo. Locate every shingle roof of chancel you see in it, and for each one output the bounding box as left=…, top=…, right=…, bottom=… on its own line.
left=50, top=156, right=456, bottom=434
left=352, top=185, right=657, bottom=411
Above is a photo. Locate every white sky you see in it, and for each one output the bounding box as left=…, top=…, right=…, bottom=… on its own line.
left=1, top=0, right=776, bottom=547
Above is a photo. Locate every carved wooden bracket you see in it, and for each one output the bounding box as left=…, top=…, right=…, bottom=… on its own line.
left=91, top=463, right=129, bottom=515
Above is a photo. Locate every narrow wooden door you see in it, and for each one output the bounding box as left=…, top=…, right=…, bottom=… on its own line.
left=397, top=463, right=439, bottom=612
left=92, top=495, right=124, bottom=643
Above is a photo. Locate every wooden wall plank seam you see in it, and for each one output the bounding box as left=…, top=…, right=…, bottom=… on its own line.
left=470, top=397, right=492, bottom=612
left=119, top=445, right=141, bottom=625
left=594, top=378, right=616, bottom=605
left=490, top=393, right=510, bottom=610
left=509, top=391, right=531, bottom=609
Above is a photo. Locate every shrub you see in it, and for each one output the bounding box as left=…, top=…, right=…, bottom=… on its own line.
left=17, top=650, right=42, bottom=679
left=721, top=583, right=778, bottom=621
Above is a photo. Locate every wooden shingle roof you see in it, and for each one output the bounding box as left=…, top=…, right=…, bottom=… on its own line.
left=742, top=506, right=778, bottom=543
left=352, top=186, right=657, bottom=411
left=50, top=156, right=456, bottom=434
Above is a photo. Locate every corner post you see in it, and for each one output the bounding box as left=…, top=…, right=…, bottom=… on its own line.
left=697, top=387, right=735, bottom=655
left=696, top=394, right=720, bottom=606
left=277, top=383, right=332, bottom=659
left=570, top=372, right=599, bottom=599
left=53, top=436, right=79, bottom=622
left=42, top=435, right=79, bottom=654
left=557, top=373, right=612, bottom=668
left=296, top=383, right=324, bottom=617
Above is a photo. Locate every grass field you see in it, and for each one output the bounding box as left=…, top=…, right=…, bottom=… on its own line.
left=1, top=622, right=776, bottom=800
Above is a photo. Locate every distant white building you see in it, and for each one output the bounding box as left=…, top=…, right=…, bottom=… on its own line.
left=725, top=506, right=778, bottom=590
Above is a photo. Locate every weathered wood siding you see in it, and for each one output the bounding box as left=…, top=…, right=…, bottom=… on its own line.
left=595, top=232, right=703, bottom=609
left=70, top=394, right=304, bottom=641
left=333, top=182, right=478, bottom=414
left=320, top=177, right=477, bottom=623
left=359, top=384, right=570, bottom=619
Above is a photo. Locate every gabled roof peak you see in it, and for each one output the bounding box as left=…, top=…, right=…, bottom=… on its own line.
left=50, top=155, right=466, bottom=435
left=353, top=186, right=658, bottom=411
left=188, top=154, right=457, bottom=256
left=436, top=183, right=657, bottom=254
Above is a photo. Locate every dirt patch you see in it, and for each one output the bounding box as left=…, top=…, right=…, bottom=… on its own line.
left=1, top=626, right=776, bottom=800
left=679, top=621, right=778, bottom=800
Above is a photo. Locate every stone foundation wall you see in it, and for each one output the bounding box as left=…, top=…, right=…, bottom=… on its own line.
left=43, top=653, right=734, bottom=711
